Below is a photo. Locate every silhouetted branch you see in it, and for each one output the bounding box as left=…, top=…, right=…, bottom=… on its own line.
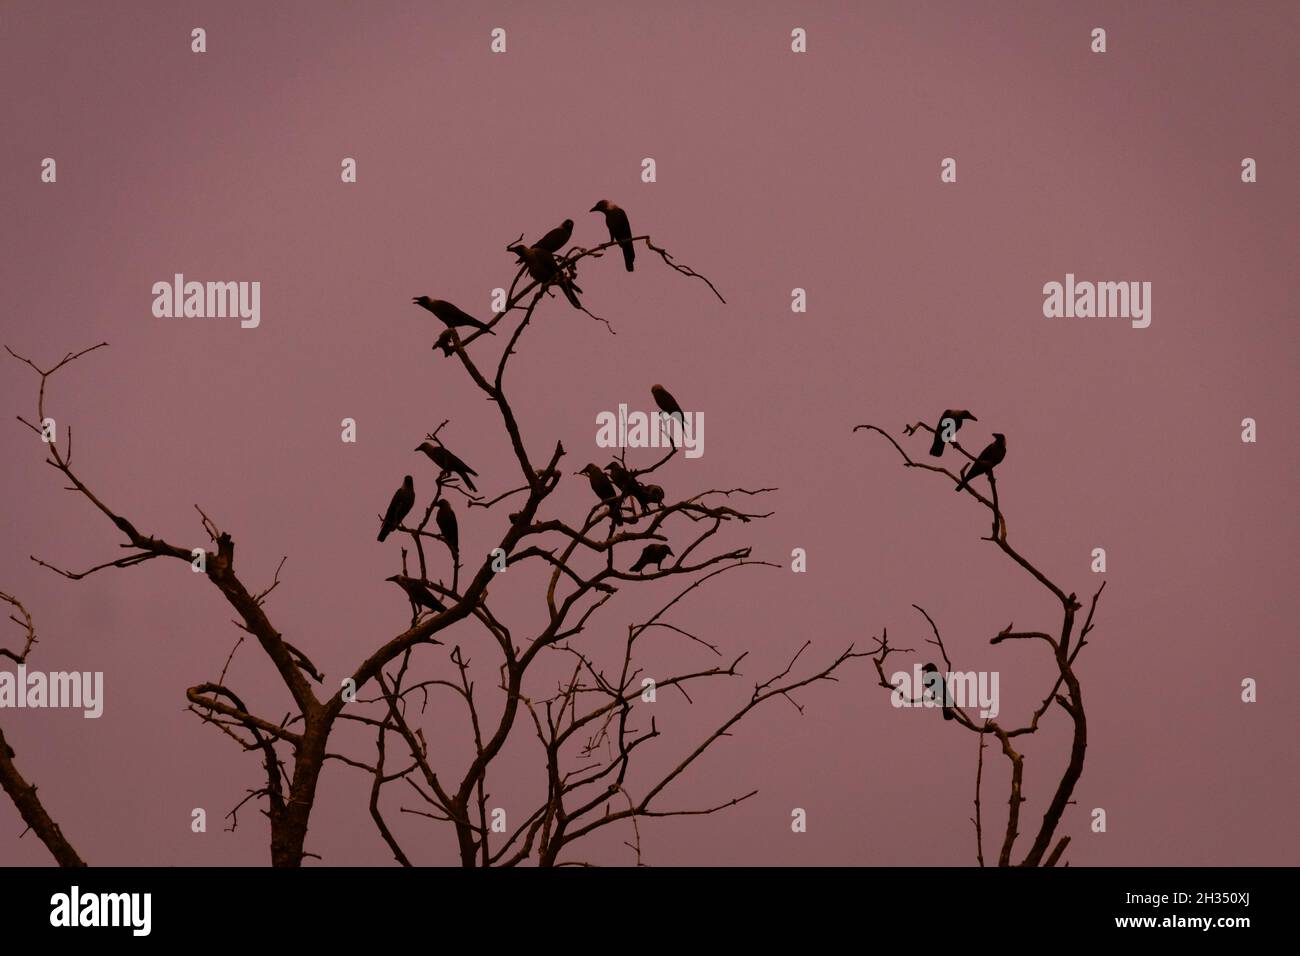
left=858, top=420, right=1106, bottom=867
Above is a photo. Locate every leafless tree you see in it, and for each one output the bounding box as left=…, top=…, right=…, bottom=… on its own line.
left=854, top=420, right=1105, bottom=867
left=4, top=223, right=864, bottom=867
left=0, top=590, right=86, bottom=866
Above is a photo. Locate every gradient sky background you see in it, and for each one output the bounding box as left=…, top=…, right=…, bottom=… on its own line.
left=1, top=1, right=1297, bottom=866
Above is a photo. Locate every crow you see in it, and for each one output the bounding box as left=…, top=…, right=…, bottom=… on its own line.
left=651, top=384, right=684, bottom=424
left=507, top=244, right=584, bottom=309
left=606, top=459, right=654, bottom=511
left=385, top=574, right=446, bottom=613
left=435, top=498, right=458, bottom=556
left=412, top=296, right=495, bottom=334
left=532, top=219, right=573, bottom=254
left=929, top=409, right=977, bottom=457
left=377, top=476, right=415, bottom=542
left=416, top=441, right=479, bottom=493
left=922, top=662, right=955, bottom=719
left=955, top=433, right=1006, bottom=492
left=629, top=543, right=673, bottom=573
left=591, top=200, right=635, bottom=271
left=577, top=463, right=622, bottom=525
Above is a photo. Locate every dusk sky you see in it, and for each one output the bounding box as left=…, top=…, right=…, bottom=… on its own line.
left=1, top=1, right=1297, bottom=866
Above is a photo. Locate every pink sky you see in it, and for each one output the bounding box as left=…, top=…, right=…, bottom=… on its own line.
left=1, top=1, right=1297, bottom=866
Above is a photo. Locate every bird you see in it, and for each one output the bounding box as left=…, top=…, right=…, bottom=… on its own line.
left=433, top=328, right=458, bottom=356
left=415, top=441, right=479, bottom=492
left=532, top=219, right=573, bottom=254
left=590, top=200, right=635, bottom=271
left=640, top=483, right=665, bottom=507
left=506, top=244, right=584, bottom=309
left=955, top=433, right=1006, bottom=492
left=651, top=384, right=685, bottom=431
left=929, top=409, right=977, bottom=457
left=412, top=297, right=495, bottom=335
left=921, top=662, right=954, bottom=719
left=377, top=476, right=415, bottom=542
left=435, top=498, right=458, bottom=556
left=577, top=463, right=622, bottom=525
left=385, top=574, right=446, bottom=613
left=629, top=543, right=673, bottom=573
left=606, top=460, right=654, bottom=511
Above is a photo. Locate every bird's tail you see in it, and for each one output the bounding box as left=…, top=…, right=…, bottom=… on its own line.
left=942, top=706, right=954, bottom=720
left=621, top=241, right=635, bottom=272
left=561, top=281, right=582, bottom=310
left=955, top=469, right=968, bottom=493
left=929, top=432, right=945, bottom=457
left=377, top=527, right=390, bottom=542
left=461, top=474, right=478, bottom=493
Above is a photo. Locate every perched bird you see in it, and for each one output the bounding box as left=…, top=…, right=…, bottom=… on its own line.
left=955, top=433, right=1006, bottom=492
left=640, top=483, right=665, bottom=507
left=433, top=328, right=458, bottom=356
left=435, top=498, right=459, bottom=556
left=385, top=574, right=446, bottom=613
left=377, top=476, right=415, bottom=542
left=629, top=543, right=673, bottom=573
left=577, top=463, right=622, bottom=525
left=921, top=662, right=954, bottom=720
left=507, top=244, right=584, bottom=309
left=929, top=409, right=977, bottom=457
left=532, top=219, right=573, bottom=254
left=651, top=384, right=685, bottom=429
left=412, top=297, right=495, bottom=335
left=416, top=441, right=479, bottom=493
left=591, top=200, right=635, bottom=271
left=606, top=460, right=654, bottom=510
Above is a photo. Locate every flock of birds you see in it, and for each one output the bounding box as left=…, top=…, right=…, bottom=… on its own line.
left=373, top=207, right=1011, bottom=618
left=376, top=199, right=684, bottom=615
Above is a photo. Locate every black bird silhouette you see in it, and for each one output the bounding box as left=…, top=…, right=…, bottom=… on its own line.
left=577, top=463, right=622, bottom=525
left=377, top=475, right=415, bottom=542
left=412, top=296, right=495, bottom=334
left=591, top=200, right=635, bottom=271
left=640, top=483, right=665, bottom=507
left=433, top=328, right=458, bottom=356
left=955, top=433, right=1006, bottom=492
left=921, top=662, right=955, bottom=719
left=651, top=384, right=685, bottom=433
left=929, top=409, right=977, bottom=457
left=416, top=441, right=479, bottom=493
left=532, top=218, right=573, bottom=254
left=629, top=543, right=673, bottom=573
left=385, top=574, right=446, bottom=613
left=606, top=460, right=654, bottom=510
left=435, top=498, right=458, bottom=556
left=507, top=244, right=584, bottom=309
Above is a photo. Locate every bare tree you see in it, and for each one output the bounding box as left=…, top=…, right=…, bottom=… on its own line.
left=4, top=220, right=864, bottom=867
left=854, top=419, right=1105, bottom=867
left=0, top=591, right=86, bottom=867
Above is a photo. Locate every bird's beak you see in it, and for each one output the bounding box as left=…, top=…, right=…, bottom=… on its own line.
left=589, top=204, right=600, bottom=212
left=969, top=414, right=978, bottom=421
